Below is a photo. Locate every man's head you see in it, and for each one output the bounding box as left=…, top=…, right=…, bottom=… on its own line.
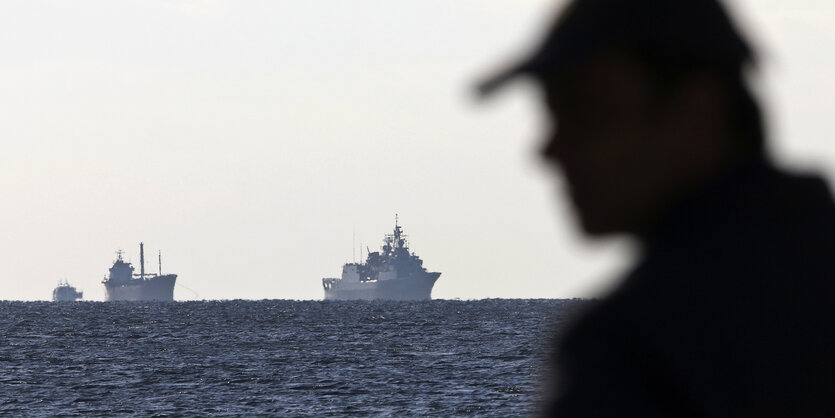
left=479, top=0, right=763, bottom=236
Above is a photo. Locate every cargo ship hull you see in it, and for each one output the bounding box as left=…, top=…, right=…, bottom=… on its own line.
left=103, top=274, right=177, bottom=301
left=323, top=272, right=439, bottom=301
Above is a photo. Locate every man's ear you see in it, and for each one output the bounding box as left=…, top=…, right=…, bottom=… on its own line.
left=658, top=74, right=730, bottom=150
left=644, top=73, right=736, bottom=187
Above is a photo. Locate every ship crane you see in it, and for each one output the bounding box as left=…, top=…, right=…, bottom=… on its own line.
left=139, top=242, right=145, bottom=280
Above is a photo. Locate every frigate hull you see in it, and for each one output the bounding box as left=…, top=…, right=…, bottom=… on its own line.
left=104, top=274, right=177, bottom=301
left=323, top=272, right=440, bottom=301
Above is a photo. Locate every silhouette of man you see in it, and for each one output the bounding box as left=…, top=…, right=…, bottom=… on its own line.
left=479, top=0, right=834, bottom=416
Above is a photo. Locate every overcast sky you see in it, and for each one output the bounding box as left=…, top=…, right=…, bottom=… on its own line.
left=1, top=0, right=833, bottom=301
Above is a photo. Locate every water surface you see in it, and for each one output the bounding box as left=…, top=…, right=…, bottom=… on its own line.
left=0, top=299, right=585, bottom=416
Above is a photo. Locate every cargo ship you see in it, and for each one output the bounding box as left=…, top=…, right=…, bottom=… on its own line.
left=322, top=216, right=441, bottom=300
left=52, top=280, right=83, bottom=302
left=102, top=243, right=177, bottom=301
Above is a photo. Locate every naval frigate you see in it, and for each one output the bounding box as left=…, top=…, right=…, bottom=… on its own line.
left=322, top=216, right=441, bottom=300
left=102, top=243, right=177, bottom=301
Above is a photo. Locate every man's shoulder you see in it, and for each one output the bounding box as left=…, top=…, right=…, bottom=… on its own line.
left=557, top=255, right=834, bottom=414
left=639, top=164, right=835, bottom=294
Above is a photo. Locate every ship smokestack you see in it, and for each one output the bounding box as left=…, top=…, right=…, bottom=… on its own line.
left=140, top=242, right=145, bottom=280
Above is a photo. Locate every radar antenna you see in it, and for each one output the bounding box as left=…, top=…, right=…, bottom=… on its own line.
left=393, top=213, right=403, bottom=241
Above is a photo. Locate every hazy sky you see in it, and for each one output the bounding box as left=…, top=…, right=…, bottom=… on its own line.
left=2, top=0, right=834, bottom=301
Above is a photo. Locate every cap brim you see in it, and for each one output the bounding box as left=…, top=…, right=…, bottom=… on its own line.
left=474, top=61, right=535, bottom=99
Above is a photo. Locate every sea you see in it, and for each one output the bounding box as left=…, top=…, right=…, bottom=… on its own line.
left=0, top=299, right=587, bottom=416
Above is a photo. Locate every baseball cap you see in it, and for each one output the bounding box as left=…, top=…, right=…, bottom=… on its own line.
left=477, top=0, right=754, bottom=97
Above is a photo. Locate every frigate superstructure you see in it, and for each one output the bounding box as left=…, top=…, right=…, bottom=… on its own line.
left=52, top=280, right=83, bottom=302
left=102, top=243, right=177, bottom=301
left=322, top=216, right=441, bottom=300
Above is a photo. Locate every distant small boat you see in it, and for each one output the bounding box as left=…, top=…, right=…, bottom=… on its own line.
left=52, top=280, right=83, bottom=302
